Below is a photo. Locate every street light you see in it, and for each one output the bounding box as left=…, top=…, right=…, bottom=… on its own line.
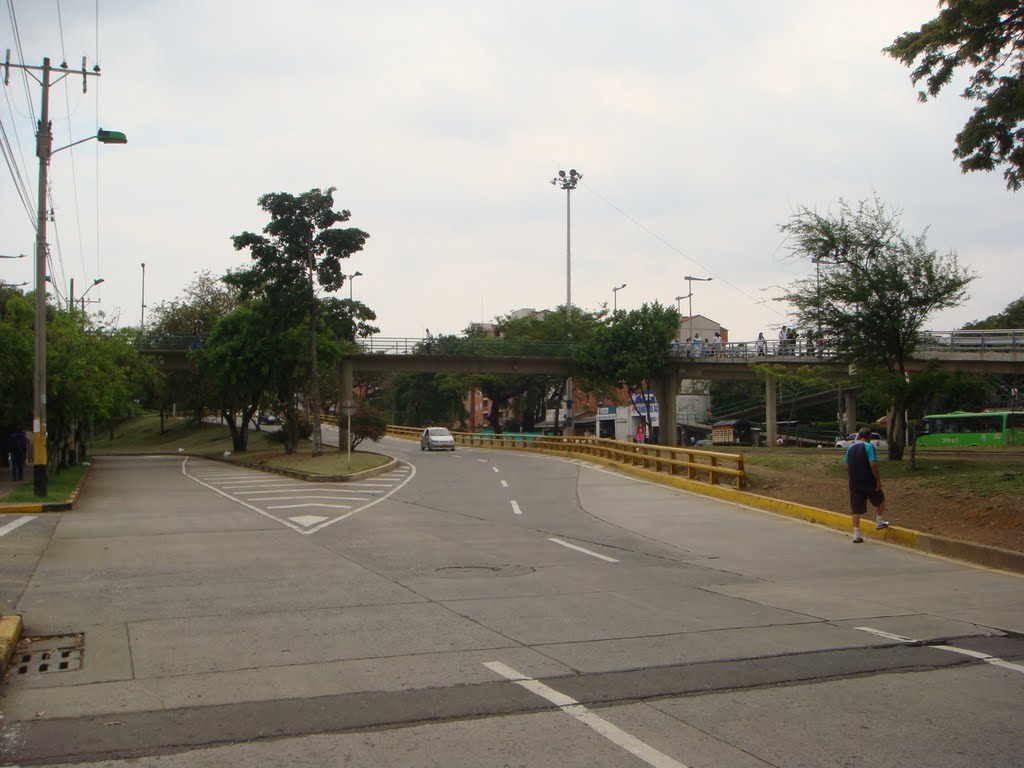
left=29, top=56, right=126, bottom=496
left=80, top=277, right=104, bottom=314
left=682, top=275, right=712, bottom=346
left=345, top=271, right=363, bottom=301
left=675, top=293, right=691, bottom=342
left=551, top=168, right=582, bottom=436
left=612, top=283, right=626, bottom=313
left=140, top=262, right=146, bottom=334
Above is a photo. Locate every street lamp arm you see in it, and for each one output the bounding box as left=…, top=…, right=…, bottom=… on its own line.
left=51, top=128, right=127, bottom=156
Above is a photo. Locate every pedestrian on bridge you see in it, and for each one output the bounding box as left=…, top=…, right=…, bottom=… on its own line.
left=755, top=332, right=767, bottom=356
left=845, top=427, right=890, bottom=543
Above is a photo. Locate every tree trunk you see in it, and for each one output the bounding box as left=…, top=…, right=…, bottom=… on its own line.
left=488, top=400, right=503, bottom=434
left=887, top=405, right=906, bottom=460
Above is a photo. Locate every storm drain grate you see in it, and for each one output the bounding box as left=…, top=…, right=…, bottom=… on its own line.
left=10, top=634, right=84, bottom=676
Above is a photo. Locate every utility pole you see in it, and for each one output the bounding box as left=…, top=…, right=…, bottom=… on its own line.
left=3, top=53, right=124, bottom=495
left=32, top=57, right=56, bottom=497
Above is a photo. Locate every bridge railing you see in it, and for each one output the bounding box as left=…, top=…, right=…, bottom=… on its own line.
left=387, top=425, right=746, bottom=488
left=359, top=337, right=575, bottom=357
left=138, top=329, right=1024, bottom=358
left=916, top=329, right=1024, bottom=353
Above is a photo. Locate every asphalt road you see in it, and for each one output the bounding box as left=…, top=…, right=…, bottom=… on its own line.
left=1, top=436, right=1023, bottom=767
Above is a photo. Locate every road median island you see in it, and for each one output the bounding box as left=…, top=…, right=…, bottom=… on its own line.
left=216, top=451, right=399, bottom=482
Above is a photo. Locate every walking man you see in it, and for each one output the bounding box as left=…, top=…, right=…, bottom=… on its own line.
left=845, top=427, right=889, bottom=543
left=7, top=428, right=29, bottom=482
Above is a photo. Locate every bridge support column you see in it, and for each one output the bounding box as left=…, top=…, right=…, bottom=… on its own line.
left=652, top=372, right=682, bottom=446
left=845, top=390, right=857, bottom=435
left=765, top=377, right=778, bottom=446
left=340, top=359, right=353, bottom=451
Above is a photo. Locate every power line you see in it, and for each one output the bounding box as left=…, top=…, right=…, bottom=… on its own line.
left=56, top=0, right=88, bottom=279
left=0, top=116, right=34, bottom=224
left=6, top=0, right=37, bottom=126
left=581, top=180, right=788, bottom=320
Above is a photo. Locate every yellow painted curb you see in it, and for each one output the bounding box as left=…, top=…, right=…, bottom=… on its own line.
left=0, top=614, right=23, bottom=676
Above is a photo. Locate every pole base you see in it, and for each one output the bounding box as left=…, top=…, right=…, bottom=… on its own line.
left=33, top=463, right=47, bottom=497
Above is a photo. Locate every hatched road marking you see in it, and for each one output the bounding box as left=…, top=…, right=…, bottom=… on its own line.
left=182, top=458, right=414, bottom=534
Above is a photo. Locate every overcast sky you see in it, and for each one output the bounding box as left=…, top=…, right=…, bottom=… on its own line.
left=1, top=1, right=1018, bottom=342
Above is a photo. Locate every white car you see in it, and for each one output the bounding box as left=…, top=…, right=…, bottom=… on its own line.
left=835, top=432, right=888, bottom=450
left=420, top=427, right=456, bottom=451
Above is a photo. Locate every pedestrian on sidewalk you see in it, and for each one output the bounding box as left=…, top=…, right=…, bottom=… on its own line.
left=7, top=428, right=29, bottom=482
left=845, top=427, right=890, bottom=543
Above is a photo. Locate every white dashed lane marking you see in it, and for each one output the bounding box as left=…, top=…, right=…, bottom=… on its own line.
left=182, top=459, right=414, bottom=534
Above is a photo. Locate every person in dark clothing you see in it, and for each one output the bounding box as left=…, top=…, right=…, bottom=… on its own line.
left=7, top=429, right=30, bottom=482
left=844, top=427, right=890, bottom=543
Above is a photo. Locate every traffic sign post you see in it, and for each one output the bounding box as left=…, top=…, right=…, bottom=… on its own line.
left=341, top=400, right=356, bottom=469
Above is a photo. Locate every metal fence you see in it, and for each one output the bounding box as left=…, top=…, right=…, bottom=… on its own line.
left=136, top=329, right=1024, bottom=358
left=387, top=425, right=746, bottom=489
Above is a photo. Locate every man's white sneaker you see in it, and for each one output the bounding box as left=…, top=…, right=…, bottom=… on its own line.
left=852, top=536, right=864, bottom=543
left=875, top=520, right=890, bottom=530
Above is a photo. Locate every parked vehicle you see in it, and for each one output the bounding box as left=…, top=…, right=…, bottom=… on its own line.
left=835, top=432, right=887, bottom=450
left=711, top=419, right=754, bottom=446
left=420, top=427, right=456, bottom=451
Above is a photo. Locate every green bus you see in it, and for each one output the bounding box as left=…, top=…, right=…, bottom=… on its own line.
left=915, top=411, right=1024, bottom=447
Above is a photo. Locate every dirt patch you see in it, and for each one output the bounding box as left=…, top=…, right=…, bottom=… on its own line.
left=745, top=457, right=1024, bottom=554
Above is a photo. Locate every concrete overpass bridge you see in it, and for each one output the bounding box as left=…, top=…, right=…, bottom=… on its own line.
left=140, top=330, right=1024, bottom=447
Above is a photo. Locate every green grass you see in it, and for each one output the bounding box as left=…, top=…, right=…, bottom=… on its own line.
left=895, top=458, right=1024, bottom=497
left=738, top=445, right=1024, bottom=497
left=237, top=449, right=390, bottom=475
left=4, top=415, right=390, bottom=503
left=89, top=414, right=281, bottom=455
left=3, top=464, right=89, bottom=504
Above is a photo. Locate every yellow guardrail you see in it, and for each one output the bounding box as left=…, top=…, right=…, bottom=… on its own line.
left=386, top=426, right=746, bottom=489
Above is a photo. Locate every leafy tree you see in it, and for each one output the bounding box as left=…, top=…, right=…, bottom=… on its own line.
left=0, top=288, right=34, bottom=437
left=885, top=1, right=1024, bottom=191
left=194, top=304, right=277, bottom=452
left=965, top=295, right=1024, bottom=328
left=348, top=405, right=388, bottom=450
left=574, top=302, right=681, bottom=441
left=147, top=271, right=242, bottom=429
left=147, top=270, right=241, bottom=337
left=780, top=196, right=975, bottom=459
left=385, top=372, right=467, bottom=428
left=230, top=187, right=369, bottom=456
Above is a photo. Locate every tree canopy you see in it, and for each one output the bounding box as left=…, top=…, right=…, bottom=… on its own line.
left=574, top=302, right=680, bottom=437
left=229, top=187, right=369, bottom=456
left=885, top=1, right=1024, bottom=191
left=780, top=196, right=975, bottom=459
left=965, top=294, right=1024, bottom=328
